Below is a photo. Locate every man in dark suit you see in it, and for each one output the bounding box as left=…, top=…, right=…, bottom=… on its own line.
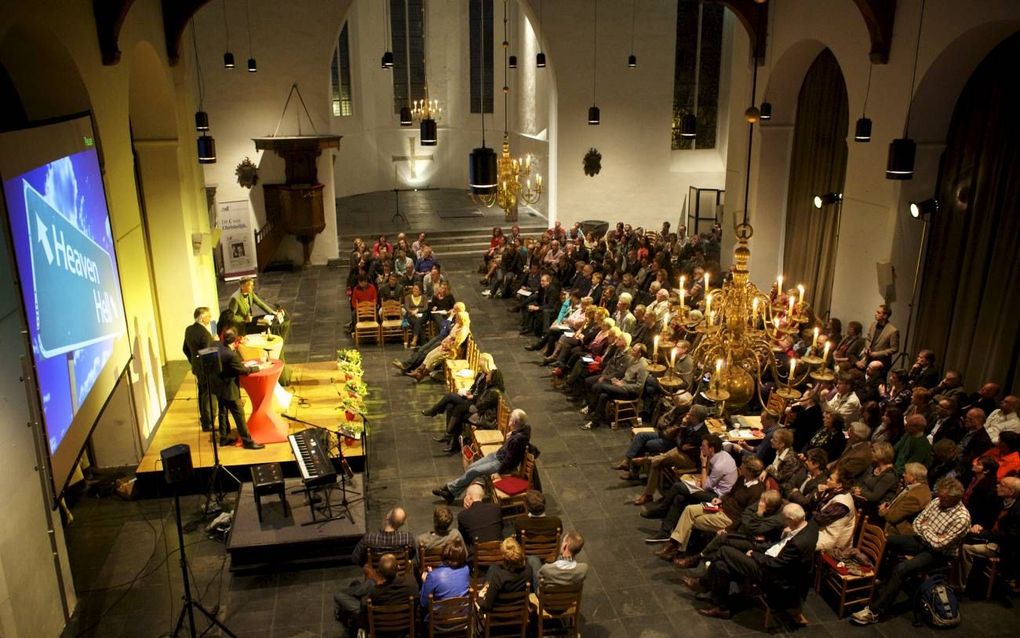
left=695, top=503, right=818, bottom=621
left=457, top=484, right=503, bottom=548
left=209, top=329, right=264, bottom=450
left=830, top=422, right=873, bottom=481
left=957, top=407, right=992, bottom=481
left=182, top=306, right=216, bottom=432
left=513, top=491, right=562, bottom=539
left=908, top=349, right=940, bottom=389
left=855, top=305, right=899, bottom=369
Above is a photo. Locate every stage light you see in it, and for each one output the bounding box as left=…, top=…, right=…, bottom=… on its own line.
left=813, top=192, right=843, bottom=209
left=909, top=198, right=938, bottom=218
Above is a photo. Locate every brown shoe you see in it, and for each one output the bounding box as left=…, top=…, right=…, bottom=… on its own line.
left=618, top=471, right=640, bottom=482
left=697, top=606, right=731, bottom=620
left=631, top=494, right=653, bottom=506
left=680, top=575, right=706, bottom=592
left=673, top=555, right=701, bottom=569
left=611, top=459, right=630, bottom=471
left=654, top=543, right=679, bottom=561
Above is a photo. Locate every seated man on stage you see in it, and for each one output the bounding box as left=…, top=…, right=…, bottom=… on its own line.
left=694, top=503, right=818, bottom=623
left=209, top=329, right=264, bottom=450
left=182, top=306, right=216, bottom=433
left=227, top=276, right=290, bottom=342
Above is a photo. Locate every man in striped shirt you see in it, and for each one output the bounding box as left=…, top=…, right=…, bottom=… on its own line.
left=851, top=477, right=970, bottom=625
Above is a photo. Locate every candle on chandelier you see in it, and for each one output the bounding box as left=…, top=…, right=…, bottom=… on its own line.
left=788, top=295, right=796, bottom=317
left=822, top=341, right=831, bottom=365
left=670, top=347, right=678, bottom=369
left=789, top=358, right=797, bottom=382
left=680, top=288, right=686, bottom=308
left=680, top=275, right=686, bottom=289
left=752, top=297, right=759, bottom=322
left=705, top=293, right=712, bottom=318
left=653, top=334, right=659, bottom=359
left=776, top=274, right=784, bottom=295
left=797, top=284, right=805, bottom=306
left=704, top=272, right=710, bottom=292
left=715, top=358, right=724, bottom=380
left=536, top=174, right=542, bottom=187
left=709, top=310, right=716, bottom=326
left=812, top=326, right=820, bottom=348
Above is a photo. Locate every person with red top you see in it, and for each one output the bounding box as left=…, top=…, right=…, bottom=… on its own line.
left=346, top=275, right=378, bottom=333
left=372, top=234, right=392, bottom=258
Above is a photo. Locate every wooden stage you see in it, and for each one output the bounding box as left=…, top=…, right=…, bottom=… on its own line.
left=137, top=361, right=364, bottom=475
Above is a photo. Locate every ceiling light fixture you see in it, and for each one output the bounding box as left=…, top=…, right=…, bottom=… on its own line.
left=887, top=0, right=926, bottom=179
left=588, top=0, right=600, bottom=125
left=855, top=64, right=874, bottom=142
left=536, top=0, right=546, bottom=67
left=245, top=0, right=256, bottom=72
left=469, top=0, right=497, bottom=195
left=381, top=0, right=394, bottom=68
left=681, top=0, right=705, bottom=139
left=909, top=198, right=938, bottom=218
left=222, top=0, right=234, bottom=68
left=192, top=22, right=216, bottom=164
left=628, top=0, right=638, bottom=67
left=813, top=192, right=843, bottom=209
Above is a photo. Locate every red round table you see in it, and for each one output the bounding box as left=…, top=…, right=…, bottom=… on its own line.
left=238, top=359, right=288, bottom=444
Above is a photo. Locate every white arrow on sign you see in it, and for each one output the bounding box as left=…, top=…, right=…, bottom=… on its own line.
left=36, top=214, right=54, bottom=265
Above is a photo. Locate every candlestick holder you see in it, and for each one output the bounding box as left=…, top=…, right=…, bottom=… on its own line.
left=775, top=385, right=802, bottom=401
left=810, top=367, right=836, bottom=382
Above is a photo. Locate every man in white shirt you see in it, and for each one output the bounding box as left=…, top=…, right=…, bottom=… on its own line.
left=826, top=376, right=862, bottom=424
left=984, top=395, right=1020, bottom=444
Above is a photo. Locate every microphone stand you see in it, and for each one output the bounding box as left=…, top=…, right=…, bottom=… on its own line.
left=200, top=372, right=239, bottom=517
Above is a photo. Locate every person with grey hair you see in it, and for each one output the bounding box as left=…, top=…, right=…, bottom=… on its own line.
left=954, top=476, right=1020, bottom=590
left=612, top=292, right=636, bottom=334
left=434, top=409, right=531, bottom=503
left=879, top=463, right=932, bottom=536
left=694, top=502, right=818, bottom=622
left=852, top=477, right=970, bottom=625
left=827, top=421, right=871, bottom=482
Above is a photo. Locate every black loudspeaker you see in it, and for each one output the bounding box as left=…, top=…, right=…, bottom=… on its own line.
left=161, top=444, right=194, bottom=485
left=198, top=346, right=221, bottom=379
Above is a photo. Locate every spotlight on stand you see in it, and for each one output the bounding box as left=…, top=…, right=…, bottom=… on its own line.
left=469, top=146, right=498, bottom=195
left=680, top=113, right=697, bottom=139
left=536, top=52, right=546, bottom=68
left=759, top=102, right=772, bottom=121
left=909, top=198, right=939, bottom=219
left=381, top=51, right=394, bottom=68
left=813, top=192, right=843, bottom=209
left=628, top=54, right=637, bottom=68
left=194, top=111, right=210, bottom=132
left=886, top=137, right=916, bottom=180
left=420, top=117, right=438, bottom=146
left=197, top=134, right=217, bottom=164
left=223, top=51, right=235, bottom=68
left=247, top=57, right=257, bottom=72
left=854, top=117, right=872, bottom=142
left=399, top=106, right=413, bottom=126
left=587, top=105, right=600, bottom=125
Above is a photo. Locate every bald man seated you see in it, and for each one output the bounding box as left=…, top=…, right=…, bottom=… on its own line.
left=457, top=483, right=504, bottom=550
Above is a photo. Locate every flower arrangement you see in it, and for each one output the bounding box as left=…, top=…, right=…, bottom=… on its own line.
left=336, top=349, right=367, bottom=432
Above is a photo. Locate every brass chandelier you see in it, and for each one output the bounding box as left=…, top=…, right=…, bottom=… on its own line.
left=473, top=0, right=543, bottom=219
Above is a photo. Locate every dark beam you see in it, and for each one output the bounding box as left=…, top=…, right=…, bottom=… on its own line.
left=93, top=0, right=136, bottom=66
left=712, top=0, right=768, bottom=63
left=853, top=0, right=897, bottom=64
left=162, top=0, right=213, bottom=66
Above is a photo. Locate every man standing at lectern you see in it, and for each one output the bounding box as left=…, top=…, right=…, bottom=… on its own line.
left=182, top=306, right=216, bottom=432
left=210, top=329, right=265, bottom=450
left=228, top=277, right=290, bottom=342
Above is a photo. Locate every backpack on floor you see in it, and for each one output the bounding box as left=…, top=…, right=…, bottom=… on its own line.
left=913, top=573, right=961, bottom=629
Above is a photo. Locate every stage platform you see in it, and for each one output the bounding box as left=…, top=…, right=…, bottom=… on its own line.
left=227, top=476, right=366, bottom=571
left=136, top=362, right=364, bottom=486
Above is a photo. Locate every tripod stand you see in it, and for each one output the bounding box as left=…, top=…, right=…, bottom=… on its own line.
left=199, top=365, right=240, bottom=517
left=171, top=490, right=236, bottom=637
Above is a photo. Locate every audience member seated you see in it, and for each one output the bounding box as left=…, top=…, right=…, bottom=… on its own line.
left=851, top=478, right=970, bottom=625
left=983, top=431, right=1020, bottom=480
left=426, top=357, right=504, bottom=454
left=928, top=398, right=964, bottom=443
left=904, top=386, right=936, bottom=426
left=673, top=489, right=785, bottom=573
left=907, top=349, right=940, bottom=389
left=642, top=435, right=738, bottom=540
left=928, top=440, right=959, bottom=486
left=852, top=441, right=899, bottom=514
left=478, top=538, right=534, bottom=612
left=580, top=343, right=648, bottom=430
left=628, top=405, right=708, bottom=502
left=694, top=503, right=818, bottom=623
left=880, top=463, right=932, bottom=536
left=962, top=381, right=1001, bottom=417
left=334, top=553, right=418, bottom=634
left=351, top=508, right=417, bottom=572
left=985, top=395, right=1020, bottom=445
left=765, top=428, right=807, bottom=494
left=403, top=282, right=429, bottom=348
left=834, top=321, right=866, bottom=368
left=955, top=477, right=1020, bottom=592
left=893, top=415, right=932, bottom=473
left=871, top=406, right=904, bottom=445
left=830, top=422, right=873, bottom=482
left=456, top=484, right=504, bottom=549
left=787, top=393, right=824, bottom=452
left=728, top=410, right=782, bottom=466
left=513, top=491, right=562, bottom=538
left=957, top=408, right=993, bottom=481
left=530, top=531, right=588, bottom=593
left=803, top=411, right=847, bottom=465
left=857, top=360, right=886, bottom=404
left=419, top=538, right=470, bottom=617
left=932, top=369, right=967, bottom=406
left=417, top=506, right=464, bottom=553
left=393, top=302, right=466, bottom=374
left=405, top=311, right=471, bottom=382
left=964, top=457, right=1003, bottom=532
left=433, top=409, right=531, bottom=503
left=813, top=469, right=857, bottom=552
left=827, top=375, right=862, bottom=424
left=879, top=369, right=912, bottom=413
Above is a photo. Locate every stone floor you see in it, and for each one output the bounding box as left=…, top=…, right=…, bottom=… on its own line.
left=60, top=256, right=1019, bottom=637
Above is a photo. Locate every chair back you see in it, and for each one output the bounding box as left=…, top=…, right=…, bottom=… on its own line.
left=356, top=300, right=378, bottom=321
left=381, top=299, right=403, bottom=321
left=518, top=528, right=561, bottom=564
left=535, top=580, right=582, bottom=637
left=766, top=391, right=789, bottom=423
left=471, top=540, right=504, bottom=577
left=420, top=542, right=445, bottom=573
left=856, top=518, right=887, bottom=572
left=428, top=590, right=474, bottom=638
left=480, top=587, right=529, bottom=638
left=496, top=398, right=512, bottom=436
left=365, top=595, right=416, bottom=638
left=367, top=546, right=412, bottom=579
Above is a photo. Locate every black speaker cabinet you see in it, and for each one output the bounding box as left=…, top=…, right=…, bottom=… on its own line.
left=160, top=444, right=194, bottom=485
left=198, top=346, right=221, bottom=379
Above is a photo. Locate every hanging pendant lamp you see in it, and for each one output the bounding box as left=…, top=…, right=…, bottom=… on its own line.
left=469, top=0, right=496, bottom=194
left=588, top=0, right=599, bottom=125
left=399, top=106, right=413, bottom=126
left=887, top=0, right=926, bottom=179
left=627, top=0, right=637, bottom=67
left=420, top=117, right=438, bottom=146
left=759, top=102, right=772, bottom=120
left=536, top=0, right=546, bottom=67
left=222, top=0, right=235, bottom=68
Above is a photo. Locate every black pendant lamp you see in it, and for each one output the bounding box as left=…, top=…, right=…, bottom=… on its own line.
left=195, top=111, right=210, bottom=132
left=244, top=0, right=257, bottom=72
left=536, top=0, right=546, bottom=67
left=588, top=106, right=601, bottom=126
left=469, top=0, right=496, bottom=195
left=855, top=117, right=872, bottom=142
left=420, top=117, right=438, bottom=146
left=627, top=0, right=637, bottom=67
left=197, top=135, right=217, bottom=164
left=680, top=113, right=696, bottom=138
left=887, top=0, right=926, bottom=179
left=507, top=1, right=517, bottom=68
left=222, top=0, right=234, bottom=68
left=382, top=51, right=394, bottom=68
left=588, top=0, right=599, bottom=125
left=399, top=106, right=413, bottom=126
left=381, top=0, right=394, bottom=68
left=759, top=101, right=772, bottom=120
left=192, top=21, right=215, bottom=164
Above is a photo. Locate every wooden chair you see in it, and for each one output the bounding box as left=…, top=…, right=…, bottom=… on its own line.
left=478, top=588, right=530, bottom=638
left=380, top=300, right=405, bottom=344
left=365, top=594, right=416, bottom=638
left=419, top=542, right=445, bottom=574
left=518, top=528, right=561, bottom=564
left=766, top=391, right=789, bottom=424
left=982, top=555, right=1001, bottom=600
left=473, top=397, right=512, bottom=447
left=471, top=540, right=504, bottom=579
left=492, top=452, right=537, bottom=519
left=354, top=300, right=381, bottom=345
left=367, top=546, right=413, bottom=580
left=532, top=580, right=582, bottom=638
left=815, top=518, right=886, bottom=617
left=609, top=398, right=641, bottom=430
left=427, top=590, right=474, bottom=638
left=446, top=336, right=476, bottom=392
